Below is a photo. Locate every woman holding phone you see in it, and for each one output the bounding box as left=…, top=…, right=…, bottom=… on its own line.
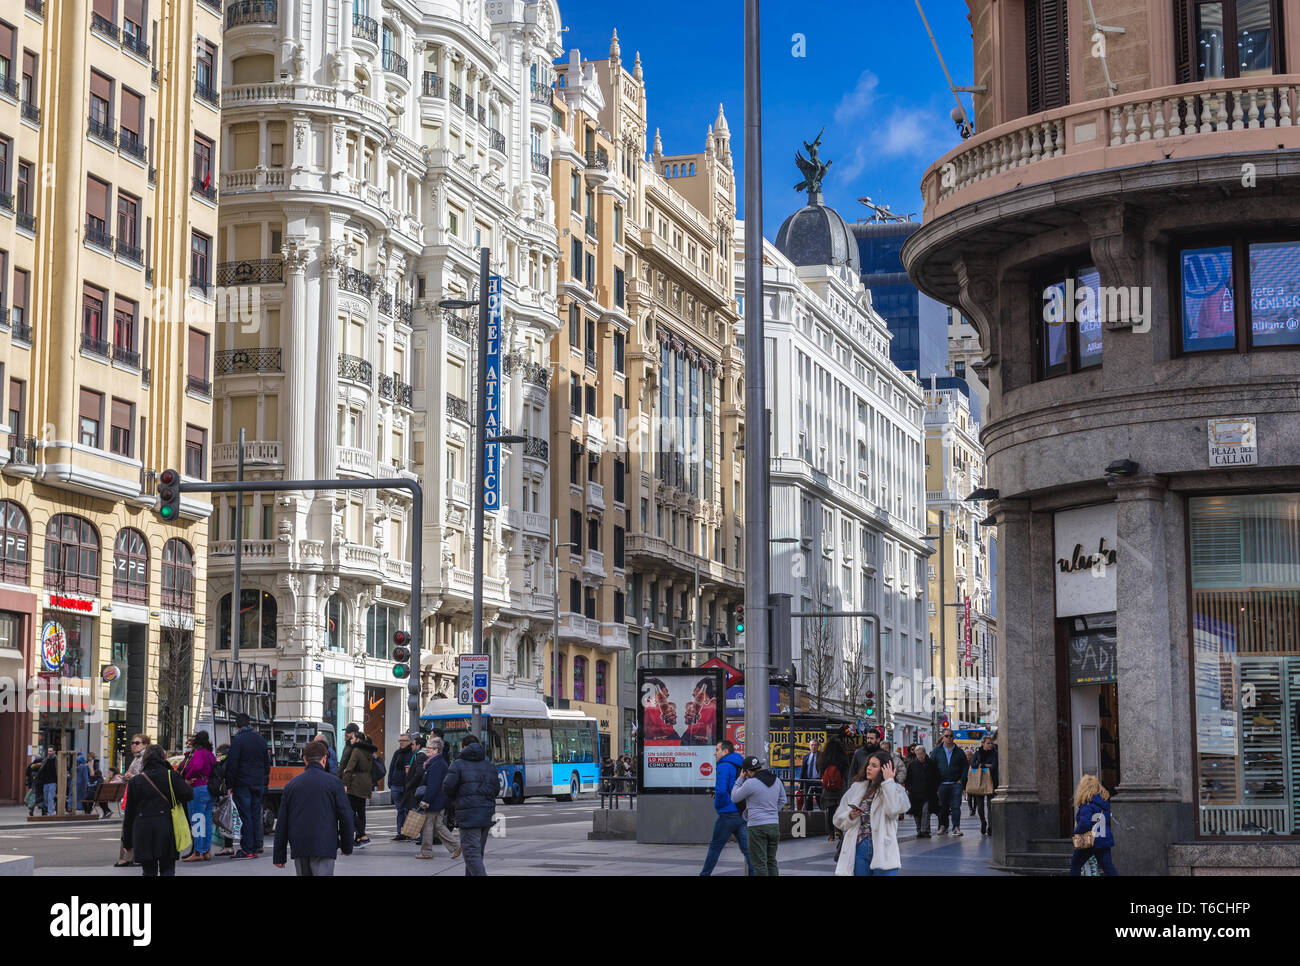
left=833, top=750, right=911, bottom=876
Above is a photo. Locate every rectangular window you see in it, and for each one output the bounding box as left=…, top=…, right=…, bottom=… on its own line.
left=1025, top=0, right=1069, bottom=113
left=571, top=239, right=582, bottom=281
left=614, top=526, right=625, bottom=569
left=89, top=71, right=112, bottom=129
left=1247, top=240, right=1300, bottom=347
left=16, top=159, right=30, bottom=216
left=614, top=267, right=625, bottom=307
left=8, top=377, right=24, bottom=435
left=1038, top=264, right=1102, bottom=377
left=569, top=303, right=580, bottom=346
left=79, top=388, right=103, bottom=448
left=193, top=134, right=214, bottom=187
left=110, top=398, right=133, bottom=457
left=196, top=40, right=217, bottom=92
left=1179, top=243, right=1237, bottom=352
left=120, top=88, right=143, bottom=147
left=83, top=283, right=106, bottom=343
left=1185, top=0, right=1281, bottom=82
left=1189, top=493, right=1300, bottom=839
left=570, top=509, right=582, bottom=555
left=613, top=331, right=625, bottom=373
left=186, top=424, right=206, bottom=478
left=116, top=192, right=139, bottom=249
left=12, top=268, right=27, bottom=328
left=85, top=175, right=110, bottom=234
left=188, top=328, right=209, bottom=382
left=113, top=296, right=137, bottom=355
left=191, top=231, right=212, bottom=289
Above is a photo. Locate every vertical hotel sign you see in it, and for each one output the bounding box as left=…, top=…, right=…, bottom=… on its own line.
left=963, top=595, right=972, bottom=668
left=483, top=275, right=503, bottom=511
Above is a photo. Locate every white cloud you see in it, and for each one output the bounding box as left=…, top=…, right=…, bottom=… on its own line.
left=833, top=70, right=880, bottom=125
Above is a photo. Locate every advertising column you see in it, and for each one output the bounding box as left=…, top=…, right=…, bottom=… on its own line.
left=636, top=667, right=724, bottom=792
left=39, top=591, right=101, bottom=758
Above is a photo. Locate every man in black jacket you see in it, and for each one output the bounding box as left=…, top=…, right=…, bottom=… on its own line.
left=272, top=741, right=354, bottom=876
left=388, top=733, right=416, bottom=840
left=225, top=713, right=271, bottom=858
left=443, top=735, right=500, bottom=875
left=932, top=729, right=969, bottom=836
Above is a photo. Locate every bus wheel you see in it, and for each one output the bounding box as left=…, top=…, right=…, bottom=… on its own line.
left=555, top=772, right=579, bottom=802
left=511, top=777, right=524, bottom=805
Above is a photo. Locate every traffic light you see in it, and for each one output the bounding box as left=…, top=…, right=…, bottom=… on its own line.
left=734, top=605, right=744, bottom=635
left=157, top=469, right=181, bottom=522
left=392, top=630, right=412, bottom=679
left=940, top=715, right=951, bottom=730
left=864, top=690, right=875, bottom=717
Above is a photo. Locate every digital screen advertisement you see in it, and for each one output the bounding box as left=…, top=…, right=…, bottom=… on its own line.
left=637, top=666, right=724, bottom=793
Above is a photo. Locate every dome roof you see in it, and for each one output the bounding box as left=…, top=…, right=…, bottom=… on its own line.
left=774, top=192, right=860, bottom=274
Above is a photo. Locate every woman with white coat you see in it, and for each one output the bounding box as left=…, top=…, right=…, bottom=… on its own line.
left=833, top=750, right=911, bottom=876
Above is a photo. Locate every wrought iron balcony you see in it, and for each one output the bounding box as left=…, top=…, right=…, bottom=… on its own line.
left=112, top=345, right=140, bottom=368
left=340, top=267, right=374, bottom=296
left=215, top=347, right=282, bottom=375
left=194, top=80, right=220, bottom=107
left=197, top=0, right=222, bottom=12
left=489, top=129, right=506, bottom=154
left=90, top=12, right=119, bottom=41
left=378, top=373, right=395, bottom=401
left=449, top=82, right=462, bottom=108
left=16, top=212, right=35, bottom=233
left=352, top=12, right=378, bottom=44
left=0, top=75, right=16, bottom=100
left=7, top=434, right=37, bottom=465
left=395, top=379, right=413, bottom=408
left=444, top=310, right=472, bottom=343
left=226, top=0, right=277, bottom=28
left=503, top=354, right=551, bottom=389
left=87, top=115, right=117, bottom=145
left=11, top=320, right=32, bottom=343
left=531, top=152, right=550, bottom=175
left=20, top=101, right=40, bottom=125
left=478, top=106, right=487, bottom=125
left=119, top=130, right=147, bottom=161
left=116, top=240, right=143, bottom=265
left=530, top=81, right=552, bottom=104
left=0, top=193, right=11, bottom=212
left=524, top=436, right=549, bottom=461
left=585, top=215, right=597, bottom=238
left=122, top=31, right=149, bottom=59
left=584, top=149, right=609, bottom=170
left=398, top=300, right=413, bottom=324
left=25, top=0, right=44, bottom=16
left=192, top=175, right=218, bottom=202
left=81, top=332, right=110, bottom=358
left=446, top=393, right=470, bottom=422
left=217, top=259, right=283, bottom=285
left=422, top=72, right=444, bottom=97
left=379, top=290, right=393, bottom=316
left=585, top=347, right=597, bottom=369
left=187, top=375, right=212, bottom=396
left=338, top=353, right=373, bottom=386
left=85, top=223, right=114, bottom=251
left=141, top=366, right=151, bottom=387
left=191, top=275, right=211, bottom=296
left=382, top=49, right=408, bottom=79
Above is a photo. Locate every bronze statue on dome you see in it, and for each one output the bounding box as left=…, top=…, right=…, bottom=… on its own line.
left=795, top=128, right=832, bottom=195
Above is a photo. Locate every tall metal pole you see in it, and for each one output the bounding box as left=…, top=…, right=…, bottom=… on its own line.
left=939, top=508, right=947, bottom=739
left=552, top=518, right=561, bottom=707
left=471, top=246, right=490, bottom=742
left=232, top=429, right=244, bottom=719
left=693, top=556, right=700, bottom=661
left=408, top=470, right=423, bottom=735
left=742, top=0, right=771, bottom=765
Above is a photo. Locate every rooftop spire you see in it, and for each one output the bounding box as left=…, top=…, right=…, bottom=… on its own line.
left=633, top=50, right=642, bottom=81
left=714, top=103, right=729, bottom=135
left=610, top=29, right=621, bottom=61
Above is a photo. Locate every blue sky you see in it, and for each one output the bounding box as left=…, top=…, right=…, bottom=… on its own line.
left=552, top=0, right=975, bottom=237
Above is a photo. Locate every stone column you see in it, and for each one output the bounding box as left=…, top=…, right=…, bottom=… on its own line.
left=282, top=241, right=314, bottom=479
left=318, top=240, right=345, bottom=481
left=1108, top=473, right=1190, bottom=874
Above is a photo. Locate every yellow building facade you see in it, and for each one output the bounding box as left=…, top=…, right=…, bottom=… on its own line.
left=0, top=0, right=218, bottom=796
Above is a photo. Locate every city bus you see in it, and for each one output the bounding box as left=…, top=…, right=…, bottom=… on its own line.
left=421, top=697, right=600, bottom=803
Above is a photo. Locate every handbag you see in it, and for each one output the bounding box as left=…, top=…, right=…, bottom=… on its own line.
left=965, top=765, right=993, bottom=797
left=401, top=806, right=429, bottom=838
left=1072, top=831, right=1095, bottom=849
left=213, top=794, right=234, bottom=836
left=142, top=770, right=192, bottom=853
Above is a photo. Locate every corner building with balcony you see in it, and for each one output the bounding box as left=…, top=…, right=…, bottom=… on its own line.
left=214, top=0, right=562, bottom=755
left=905, top=0, right=1300, bottom=874
left=549, top=34, right=745, bottom=753
left=0, top=0, right=218, bottom=794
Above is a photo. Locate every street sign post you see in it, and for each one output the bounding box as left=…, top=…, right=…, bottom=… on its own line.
left=458, top=654, right=491, bottom=707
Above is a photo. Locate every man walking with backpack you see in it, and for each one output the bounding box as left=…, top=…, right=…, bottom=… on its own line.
left=272, top=741, right=353, bottom=876
left=699, top=740, right=753, bottom=876
left=225, top=713, right=271, bottom=858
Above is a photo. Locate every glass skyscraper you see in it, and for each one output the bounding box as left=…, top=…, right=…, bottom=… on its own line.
left=852, top=221, right=949, bottom=379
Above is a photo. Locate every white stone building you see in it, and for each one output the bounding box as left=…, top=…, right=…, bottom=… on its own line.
left=211, top=0, right=563, bottom=753
left=734, top=213, right=929, bottom=744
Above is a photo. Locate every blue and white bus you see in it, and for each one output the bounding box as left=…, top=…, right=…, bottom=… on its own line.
left=421, top=697, right=600, bottom=803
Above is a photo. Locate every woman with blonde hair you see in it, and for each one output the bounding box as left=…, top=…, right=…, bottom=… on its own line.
left=832, top=750, right=911, bottom=876
left=1068, top=774, right=1118, bottom=876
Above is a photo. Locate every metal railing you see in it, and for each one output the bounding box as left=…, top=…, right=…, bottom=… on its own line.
left=6, top=434, right=37, bottom=465
left=531, top=152, right=550, bottom=175
left=524, top=436, right=549, bottom=461
left=444, top=310, right=472, bottom=343
left=585, top=215, right=597, bottom=238
left=489, top=129, right=506, bottom=153
left=193, top=175, right=217, bottom=202
left=599, top=775, right=636, bottom=809
left=395, top=379, right=413, bottom=408
left=352, top=12, right=378, bottom=43
left=379, top=290, right=393, bottom=316
left=122, top=31, right=149, bottom=59
left=226, top=0, right=277, bottom=28
left=87, top=115, right=117, bottom=145
left=446, top=393, right=470, bottom=421
left=398, top=300, right=413, bottom=324
left=0, top=192, right=11, bottom=212
left=422, top=72, right=443, bottom=97
left=25, top=0, right=44, bottom=16
left=530, top=81, right=552, bottom=104
left=340, top=267, right=374, bottom=296
left=187, top=375, right=212, bottom=396
left=382, top=49, right=408, bottom=78
left=194, top=79, right=220, bottom=107
left=449, top=82, right=462, bottom=108
left=119, top=130, right=146, bottom=161
left=378, top=373, right=395, bottom=401
left=90, top=12, right=119, bottom=41
left=81, top=332, right=110, bottom=357
left=217, top=259, right=283, bottom=285
left=215, top=347, right=282, bottom=374
left=112, top=344, right=140, bottom=368
left=585, top=347, right=597, bottom=369
left=85, top=223, right=114, bottom=251
left=16, top=212, right=35, bottom=233
left=0, top=75, right=17, bottom=99
left=116, top=240, right=143, bottom=265
left=12, top=320, right=32, bottom=343
left=584, top=149, right=609, bottom=170
left=21, top=101, right=40, bottom=125
left=338, top=354, right=373, bottom=386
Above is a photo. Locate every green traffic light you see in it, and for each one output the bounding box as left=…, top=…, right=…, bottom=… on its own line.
left=392, top=664, right=409, bottom=679
left=865, top=707, right=874, bottom=716
left=160, top=506, right=175, bottom=519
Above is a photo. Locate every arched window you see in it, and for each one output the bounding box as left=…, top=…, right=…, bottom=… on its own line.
left=326, top=594, right=348, bottom=651
left=44, top=514, right=100, bottom=596
left=217, top=590, right=278, bottom=648
left=0, top=500, right=31, bottom=584
left=112, top=528, right=149, bottom=603
left=517, top=634, right=534, bottom=677
left=573, top=655, right=587, bottom=701
left=595, top=660, right=608, bottom=704
left=161, top=539, right=194, bottom=610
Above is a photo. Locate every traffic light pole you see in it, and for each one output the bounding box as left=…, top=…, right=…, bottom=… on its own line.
left=231, top=428, right=244, bottom=665
left=169, top=476, right=424, bottom=733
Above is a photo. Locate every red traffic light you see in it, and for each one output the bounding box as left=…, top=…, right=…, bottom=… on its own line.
left=940, top=716, right=951, bottom=729
left=159, top=469, right=178, bottom=486
left=393, top=630, right=411, bottom=647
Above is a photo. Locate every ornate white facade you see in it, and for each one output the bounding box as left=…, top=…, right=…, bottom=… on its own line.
left=211, top=0, right=563, bottom=747
left=735, top=226, right=930, bottom=743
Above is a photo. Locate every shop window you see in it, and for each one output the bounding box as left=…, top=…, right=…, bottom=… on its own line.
left=595, top=660, right=607, bottom=705
left=1190, top=493, right=1300, bottom=838
left=112, top=528, right=148, bottom=603
left=0, top=499, right=30, bottom=584
left=1178, top=235, right=1300, bottom=353
left=1036, top=264, right=1102, bottom=379
left=45, top=514, right=99, bottom=596
left=217, top=589, right=277, bottom=649
left=161, top=538, right=194, bottom=611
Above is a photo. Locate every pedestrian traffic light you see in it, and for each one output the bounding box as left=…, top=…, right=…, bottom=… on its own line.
left=734, top=605, right=744, bottom=634
left=157, top=469, right=181, bottom=521
left=392, top=630, right=412, bottom=679
left=864, top=691, right=875, bottom=717
left=940, top=715, right=951, bottom=730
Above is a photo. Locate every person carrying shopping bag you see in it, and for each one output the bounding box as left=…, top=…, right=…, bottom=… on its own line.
left=966, top=735, right=998, bottom=836
left=120, top=744, right=195, bottom=877
left=182, top=731, right=217, bottom=861
left=833, top=750, right=911, bottom=876
left=1069, top=775, right=1119, bottom=876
